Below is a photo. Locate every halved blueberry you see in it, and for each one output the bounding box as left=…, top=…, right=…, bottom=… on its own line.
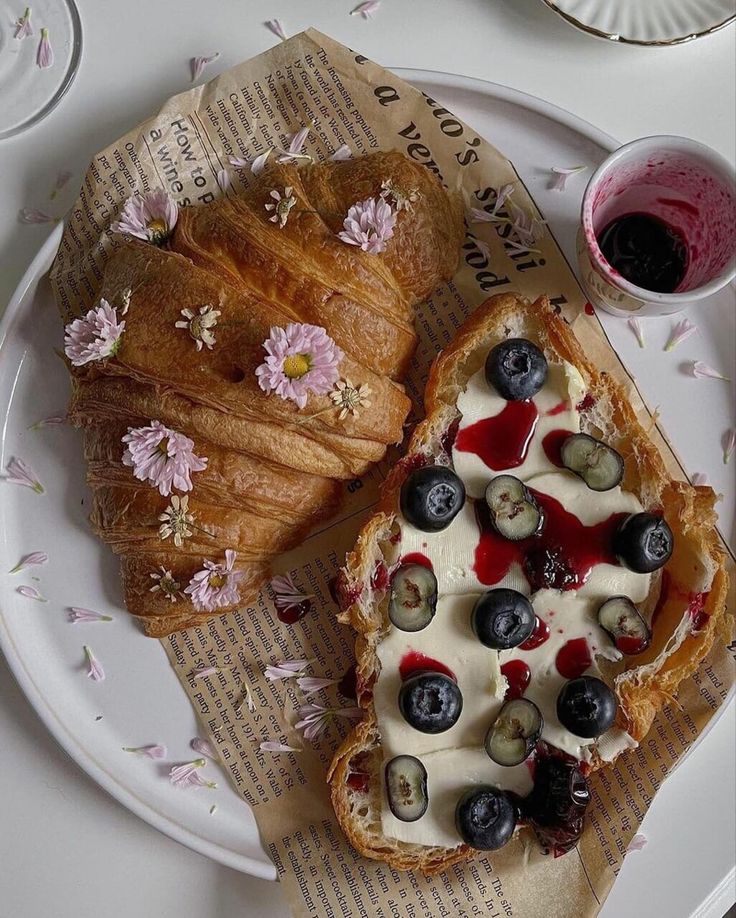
left=485, top=698, right=544, bottom=766
left=560, top=433, right=624, bottom=492
left=485, top=338, right=548, bottom=401
left=597, top=596, right=652, bottom=655
left=385, top=755, right=428, bottom=822
left=472, top=589, right=535, bottom=650
left=389, top=565, right=438, bottom=632
left=400, top=466, right=466, bottom=533
left=556, top=676, right=617, bottom=738
left=398, top=672, right=463, bottom=734
left=485, top=475, right=544, bottom=541
left=455, top=786, right=517, bottom=850
left=613, top=513, right=673, bottom=573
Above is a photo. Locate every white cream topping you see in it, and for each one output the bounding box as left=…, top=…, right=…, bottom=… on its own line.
left=376, top=356, right=648, bottom=846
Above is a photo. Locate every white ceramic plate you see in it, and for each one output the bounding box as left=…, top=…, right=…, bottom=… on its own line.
left=0, top=70, right=734, bottom=916
left=540, top=0, right=736, bottom=46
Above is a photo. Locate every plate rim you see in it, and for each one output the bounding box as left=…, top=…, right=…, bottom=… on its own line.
left=0, top=70, right=731, bottom=888
left=539, top=0, right=736, bottom=46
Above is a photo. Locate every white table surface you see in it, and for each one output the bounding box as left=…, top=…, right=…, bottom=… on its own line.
left=1, top=2, right=734, bottom=917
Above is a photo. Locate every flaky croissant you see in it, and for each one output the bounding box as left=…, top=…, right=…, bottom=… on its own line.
left=64, top=151, right=464, bottom=636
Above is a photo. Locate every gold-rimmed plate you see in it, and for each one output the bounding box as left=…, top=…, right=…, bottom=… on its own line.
left=541, top=0, right=735, bottom=46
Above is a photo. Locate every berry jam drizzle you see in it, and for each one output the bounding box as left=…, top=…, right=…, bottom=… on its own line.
left=555, top=638, right=592, bottom=679
left=399, top=651, right=456, bottom=682
left=651, top=571, right=711, bottom=634
left=546, top=400, right=569, bottom=417
left=474, top=492, right=626, bottom=591
left=399, top=552, right=434, bottom=571
left=520, top=616, right=551, bottom=651
left=541, top=429, right=570, bottom=468
left=276, top=599, right=312, bottom=624
left=501, top=660, right=531, bottom=700
left=598, top=212, right=688, bottom=294
left=455, top=400, right=539, bottom=470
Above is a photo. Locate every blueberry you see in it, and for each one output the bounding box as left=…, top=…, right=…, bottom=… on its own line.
left=398, top=672, right=463, bottom=734
left=614, top=513, right=673, bottom=573
left=485, top=338, right=548, bottom=401
left=400, top=466, right=466, bottom=533
left=598, top=596, right=651, bottom=655
left=556, top=676, right=617, bottom=738
left=389, top=565, right=438, bottom=632
left=455, top=786, right=517, bottom=850
left=385, top=755, right=429, bottom=822
left=472, top=589, right=535, bottom=650
left=523, top=756, right=590, bottom=855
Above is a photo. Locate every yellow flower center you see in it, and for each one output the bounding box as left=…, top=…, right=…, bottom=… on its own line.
left=147, top=218, right=168, bottom=242
left=156, top=438, right=170, bottom=456
left=283, top=354, right=311, bottom=379
left=208, top=573, right=226, bottom=589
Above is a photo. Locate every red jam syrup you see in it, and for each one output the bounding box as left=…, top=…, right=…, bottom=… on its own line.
left=598, top=212, right=688, bottom=294
left=276, top=600, right=312, bottom=624
left=455, top=400, right=539, bottom=470
left=520, top=615, right=551, bottom=651
left=399, top=651, right=456, bottom=682
left=399, top=552, right=434, bottom=571
left=338, top=665, right=358, bottom=700
left=546, top=400, right=568, bottom=417
left=542, top=429, right=570, bottom=468
left=347, top=772, right=370, bottom=793
left=474, top=492, right=626, bottom=592
left=501, top=660, right=531, bottom=699
left=555, top=638, right=592, bottom=679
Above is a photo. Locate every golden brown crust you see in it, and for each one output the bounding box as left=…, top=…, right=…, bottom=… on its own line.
left=330, top=293, right=730, bottom=874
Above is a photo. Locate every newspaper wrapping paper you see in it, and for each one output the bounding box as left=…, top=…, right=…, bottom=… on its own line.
left=50, top=29, right=734, bottom=918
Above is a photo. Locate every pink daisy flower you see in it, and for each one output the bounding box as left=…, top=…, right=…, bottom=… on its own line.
left=121, top=421, right=207, bottom=496
left=338, top=196, right=396, bottom=254
left=184, top=549, right=244, bottom=612
left=64, top=299, right=125, bottom=366
left=255, top=323, right=343, bottom=409
left=111, top=188, right=178, bottom=245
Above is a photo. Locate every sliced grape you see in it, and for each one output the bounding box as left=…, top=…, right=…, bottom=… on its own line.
left=560, top=433, right=624, bottom=492
left=385, top=755, right=428, bottom=822
left=484, top=698, right=544, bottom=766
left=389, top=565, right=438, bottom=632
left=485, top=475, right=544, bottom=541
left=597, top=596, right=652, bottom=655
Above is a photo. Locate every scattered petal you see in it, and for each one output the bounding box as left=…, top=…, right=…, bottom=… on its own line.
left=256, top=323, right=344, bottom=409
left=265, top=658, right=313, bottom=682
left=36, top=27, right=53, bottom=69
left=274, top=127, right=313, bottom=165
left=627, top=834, right=648, bottom=852
left=123, top=744, right=167, bottom=759
left=237, top=685, right=256, bottom=714
left=351, top=0, right=381, bottom=17
left=270, top=573, right=314, bottom=611
left=191, top=666, right=220, bottom=681
left=169, top=758, right=217, bottom=789
left=250, top=149, right=272, bottom=176
left=184, top=549, right=244, bottom=612
left=68, top=607, right=113, bottom=623
left=338, top=196, right=397, bottom=254
left=191, top=52, right=220, bottom=82
left=228, top=155, right=250, bottom=169
left=474, top=237, right=491, bottom=260
left=265, top=19, right=288, bottom=41
left=191, top=737, right=218, bottom=760
left=111, top=189, right=178, bottom=245
left=123, top=422, right=207, bottom=496
left=5, top=457, right=44, bottom=493
left=297, top=676, right=339, bottom=695
left=64, top=299, right=125, bottom=366
left=294, top=702, right=361, bottom=742
left=664, top=318, right=697, bottom=352
left=549, top=165, right=587, bottom=192
left=689, top=361, right=730, bottom=381
left=628, top=318, right=646, bottom=349
left=18, top=207, right=57, bottom=224
left=17, top=584, right=47, bottom=602
left=260, top=741, right=301, bottom=753
left=216, top=168, right=230, bottom=192
left=330, top=144, right=352, bottom=162
left=691, top=473, right=707, bottom=486
left=9, top=551, right=48, bottom=574
left=28, top=413, right=66, bottom=430
left=49, top=170, right=72, bottom=200
left=84, top=645, right=105, bottom=682
left=723, top=428, right=735, bottom=465
left=14, top=6, right=33, bottom=39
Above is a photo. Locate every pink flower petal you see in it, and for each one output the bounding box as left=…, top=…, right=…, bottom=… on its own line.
left=28, top=413, right=66, bottom=430
left=689, top=361, right=730, bottom=381
left=250, top=149, right=272, bottom=176
left=184, top=551, right=244, bottom=612
left=14, top=7, right=33, bottom=39
left=190, top=665, right=220, bottom=680
left=110, top=188, right=178, bottom=244
left=169, top=759, right=217, bottom=789
left=64, top=300, right=125, bottom=366
left=297, top=676, right=339, bottom=694
left=17, top=584, right=47, bottom=602
left=121, top=421, right=207, bottom=496
left=351, top=0, right=381, bottom=17
left=68, top=607, right=113, bottom=623
left=83, top=645, right=105, bottom=682
left=664, top=317, right=697, bottom=352
left=18, top=208, right=57, bottom=224
left=549, top=165, right=587, bottom=192
left=723, top=428, right=735, bottom=465
left=190, top=52, right=220, bottom=82
left=9, top=551, right=48, bottom=574
left=627, top=318, right=645, bottom=349
left=256, top=323, right=344, bottom=408
left=330, top=144, right=352, bottom=162
left=265, top=19, right=287, bottom=41
left=260, top=741, right=301, bottom=753
left=216, top=168, right=230, bottom=191
left=5, top=457, right=44, bottom=493
left=627, top=834, right=648, bottom=852
left=36, top=28, right=53, bottom=69
left=123, top=744, right=167, bottom=759
left=50, top=170, right=72, bottom=199
left=190, top=737, right=217, bottom=760
left=338, top=197, right=396, bottom=255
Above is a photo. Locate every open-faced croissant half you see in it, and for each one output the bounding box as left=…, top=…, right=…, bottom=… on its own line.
left=62, top=151, right=464, bottom=636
